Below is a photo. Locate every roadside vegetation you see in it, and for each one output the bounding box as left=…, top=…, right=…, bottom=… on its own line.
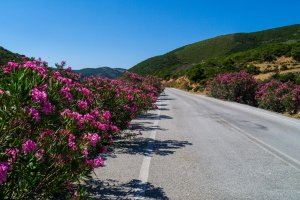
left=206, top=71, right=300, bottom=115
left=0, top=58, right=163, bottom=199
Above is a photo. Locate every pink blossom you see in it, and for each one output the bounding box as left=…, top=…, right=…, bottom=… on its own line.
left=103, top=111, right=111, bottom=120
left=83, top=113, right=94, bottom=121
left=86, top=157, right=104, bottom=168
left=68, top=134, right=77, bottom=151
left=22, top=140, right=36, bottom=155
left=40, top=101, right=55, bottom=115
left=40, top=129, right=54, bottom=140
left=0, top=162, right=9, bottom=185
left=83, top=147, right=89, bottom=158
left=29, top=107, right=41, bottom=121
left=110, top=125, right=119, bottom=132
left=93, top=157, right=104, bottom=168
left=61, top=87, right=73, bottom=102
left=31, top=87, right=47, bottom=102
left=35, top=149, right=45, bottom=161
left=5, top=148, right=19, bottom=165
left=86, top=133, right=100, bottom=147
left=77, top=100, right=88, bottom=110
left=0, top=89, right=4, bottom=94
left=78, top=87, right=93, bottom=96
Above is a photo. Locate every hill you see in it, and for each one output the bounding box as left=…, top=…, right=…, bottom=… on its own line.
left=0, top=46, right=22, bottom=65
left=73, top=67, right=126, bottom=78
left=129, top=24, right=300, bottom=77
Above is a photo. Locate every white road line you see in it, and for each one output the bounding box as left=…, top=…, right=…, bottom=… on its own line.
left=217, top=117, right=300, bottom=171
left=139, top=129, right=158, bottom=183
left=136, top=100, right=161, bottom=199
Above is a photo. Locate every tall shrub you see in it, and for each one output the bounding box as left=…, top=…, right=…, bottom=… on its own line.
left=0, top=58, right=161, bottom=199
left=255, top=80, right=300, bottom=113
left=206, top=71, right=258, bottom=105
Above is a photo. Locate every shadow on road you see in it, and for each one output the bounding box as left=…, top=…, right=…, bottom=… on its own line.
left=107, top=138, right=192, bottom=157
left=136, top=113, right=173, bottom=120
left=84, top=178, right=169, bottom=200
left=159, top=93, right=176, bottom=101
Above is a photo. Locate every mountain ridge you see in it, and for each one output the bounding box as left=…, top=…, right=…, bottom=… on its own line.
left=73, top=66, right=126, bottom=78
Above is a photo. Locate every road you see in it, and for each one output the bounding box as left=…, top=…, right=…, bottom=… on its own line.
left=86, top=88, right=300, bottom=200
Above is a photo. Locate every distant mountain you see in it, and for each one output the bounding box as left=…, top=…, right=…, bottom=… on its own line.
left=0, top=46, right=126, bottom=79
left=73, top=67, right=126, bottom=79
left=129, top=24, right=300, bottom=77
left=0, top=46, right=22, bottom=65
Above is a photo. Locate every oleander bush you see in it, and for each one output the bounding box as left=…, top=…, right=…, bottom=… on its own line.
left=0, top=58, right=162, bottom=199
left=206, top=71, right=258, bottom=105
left=206, top=70, right=300, bottom=114
left=255, top=80, right=300, bottom=113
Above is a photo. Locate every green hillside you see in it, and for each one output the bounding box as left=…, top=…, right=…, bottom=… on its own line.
left=73, top=67, right=126, bottom=79
left=0, top=46, right=22, bottom=65
left=130, top=24, right=300, bottom=77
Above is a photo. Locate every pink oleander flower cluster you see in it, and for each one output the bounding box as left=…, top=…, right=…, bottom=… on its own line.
left=0, top=58, right=163, bottom=198
left=206, top=70, right=300, bottom=114
left=0, top=162, right=9, bottom=185
left=207, top=71, right=258, bottom=105
left=22, top=139, right=36, bottom=155
left=255, top=80, right=300, bottom=113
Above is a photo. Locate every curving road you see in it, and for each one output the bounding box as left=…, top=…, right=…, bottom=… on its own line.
left=87, top=88, right=300, bottom=200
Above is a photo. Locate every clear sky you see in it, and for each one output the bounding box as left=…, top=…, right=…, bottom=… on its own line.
left=0, top=0, right=299, bottom=69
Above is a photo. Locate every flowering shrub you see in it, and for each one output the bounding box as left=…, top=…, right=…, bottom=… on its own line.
left=206, top=71, right=258, bottom=105
left=0, top=59, right=162, bottom=199
left=206, top=70, right=300, bottom=114
left=255, top=80, right=300, bottom=113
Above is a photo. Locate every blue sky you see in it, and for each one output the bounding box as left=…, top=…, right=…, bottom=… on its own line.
left=0, top=0, right=299, bottom=69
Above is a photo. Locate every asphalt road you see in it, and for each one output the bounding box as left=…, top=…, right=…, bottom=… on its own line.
left=87, top=88, right=300, bottom=200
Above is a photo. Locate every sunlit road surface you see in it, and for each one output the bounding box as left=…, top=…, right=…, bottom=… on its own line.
left=87, top=88, right=300, bottom=200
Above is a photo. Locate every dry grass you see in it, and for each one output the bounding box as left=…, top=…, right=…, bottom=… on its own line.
left=251, top=57, right=300, bottom=80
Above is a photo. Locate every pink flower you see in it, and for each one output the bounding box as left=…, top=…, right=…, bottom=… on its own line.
left=86, top=157, right=104, bottom=168
left=83, top=147, right=89, bottom=158
left=5, top=148, right=19, bottom=165
left=127, top=94, right=134, bottom=101
left=35, top=149, right=45, bottom=161
left=40, top=129, right=54, bottom=140
left=83, top=113, right=94, bottom=121
left=77, top=100, right=88, bottom=110
left=103, top=111, right=111, bottom=120
left=31, top=87, right=47, bottom=102
left=78, top=87, right=93, bottom=96
left=40, top=101, right=55, bottom=115
left=110, top=125, right=119, bottom=132
left=0, top=162, right=9, bottom=185
left=68, top=134, right=77, bottom=151
left=93, top=157, right=104, bottom=168
left=29, top=107, right=41, bottom=121
left=86, top=133, right=100, bottom=147
left=61, top=87, right=73, bottom=102
left=0, top=89, right=4, bottom=94
left=22, top=140, right=36, bottom=155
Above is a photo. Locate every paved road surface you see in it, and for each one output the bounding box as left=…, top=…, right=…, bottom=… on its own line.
left=86, top=88, right=300, bottom=199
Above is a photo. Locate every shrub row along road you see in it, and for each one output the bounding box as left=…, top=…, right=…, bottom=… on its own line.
left=88, top=88, right=300, bottom=199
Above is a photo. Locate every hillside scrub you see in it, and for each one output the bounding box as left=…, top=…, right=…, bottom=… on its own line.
left=0, top=59, right=163, bottom=199
left=130, top=24, right=300, bottom=78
